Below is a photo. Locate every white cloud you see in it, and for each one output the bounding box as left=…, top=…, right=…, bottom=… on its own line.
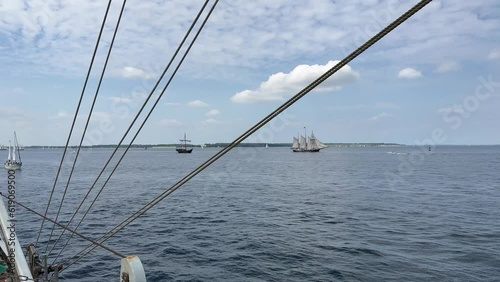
left=368, top=112, right=393, bottom=121
left=121, top=67, right=153, bottom=80
left=202, top=119, right=221, bottom=125
left=488, top=49, right=500, bottom=60
left=436, top=61, right=460, bottom=73
left=158, top=119, right=183, bottom=127
left=109, top=97, right=133, bottom=105
left=188, top=100, right=209, bottom=108
left=231, top=60, right=359, bottom=103
left=206, top=109, right=220, bottom=117
left=49, top=111, right=69, bottom=119
left=108, top=92, right=148, bottom=108
left=398, top=68, right=422, bottom=79
left=0, top=1, right=496, bottom=81
left=331, top=102, right=399, bottom=111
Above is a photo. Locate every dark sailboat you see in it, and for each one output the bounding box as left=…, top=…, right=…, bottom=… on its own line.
left=176, top=133, right=193, bottom=153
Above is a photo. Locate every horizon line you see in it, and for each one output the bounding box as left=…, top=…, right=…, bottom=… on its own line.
left=7, top=143, right=500, bottom=148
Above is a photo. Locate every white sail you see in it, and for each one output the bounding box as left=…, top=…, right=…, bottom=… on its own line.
left=310, top=133, right=328, bottom=149
left=292, top=137, right=299, bottom=149
left=4, top=134, right=22, bottom=170
left=308, top=137, right=318, bottom=149
left=7, top=143, right=11, bottom=161
left=316, top=138, right=328, bottom=148
left=300, top=135, right=307, bottom=149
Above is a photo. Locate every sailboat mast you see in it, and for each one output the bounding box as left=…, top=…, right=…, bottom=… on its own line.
left=304, top=126, right=307, bottom=150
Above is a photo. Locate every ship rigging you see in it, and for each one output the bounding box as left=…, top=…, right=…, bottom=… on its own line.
left=0, top=0, right=433, bottom=280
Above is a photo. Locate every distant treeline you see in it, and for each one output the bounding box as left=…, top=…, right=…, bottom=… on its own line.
left=203, top=143, right=404, bottom=147
left=27, top=143, right=404, bottom=148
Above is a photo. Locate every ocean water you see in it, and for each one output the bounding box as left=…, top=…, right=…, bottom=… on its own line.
left=3, top=145, right=500, bottom=281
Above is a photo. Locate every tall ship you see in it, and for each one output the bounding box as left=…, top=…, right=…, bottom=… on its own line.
left=291, top=128, right=328, bottom=152
left=176, top=133, right=193, bottom=154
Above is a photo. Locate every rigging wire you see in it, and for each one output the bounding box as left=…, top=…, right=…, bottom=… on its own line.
left=62, top=0, right=433, bottom=271
left=34, top=0, right=114, bottom=248
left=44, top=0, right=129, bottom=255
left=49, top=0, right=214, bottom=263
left=0, top=194, right=125, bottom=258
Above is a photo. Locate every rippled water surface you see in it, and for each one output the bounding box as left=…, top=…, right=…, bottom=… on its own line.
left=4, top=146, right=500, bottom=281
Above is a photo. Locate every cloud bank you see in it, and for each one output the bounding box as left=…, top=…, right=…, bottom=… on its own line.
left=231, top=60, right=359, bottom=103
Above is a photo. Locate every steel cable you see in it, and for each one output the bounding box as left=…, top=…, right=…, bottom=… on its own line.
left=62, top=0, right=433, bottom=271
left=44, top=0, right=129, bottom=255
left=50, top=0, right=216, bottom=264
left=34, top=0, right=114, bottom=248
left=0, top=194, right=125, bottom=258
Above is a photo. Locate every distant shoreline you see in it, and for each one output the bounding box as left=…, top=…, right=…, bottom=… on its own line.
left=8, top=143, right=499, bottom=149
left=7, top=143, right=416, bottom=149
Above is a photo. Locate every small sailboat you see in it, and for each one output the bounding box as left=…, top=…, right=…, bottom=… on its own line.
left=291, top=127, right=327, bottom=152
left=4, top=132, right=22, bottom=170
left=265, top=143, right=269, bottom=148
left=176, top=133, right=193, bottom=153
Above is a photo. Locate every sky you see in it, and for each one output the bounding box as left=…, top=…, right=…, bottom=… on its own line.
left=0, top=0, right=499, bottom=146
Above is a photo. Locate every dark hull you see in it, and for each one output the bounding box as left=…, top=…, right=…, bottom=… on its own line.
left=291, top=148, right=321, bottom=152
left=176, top=148, right=193, bottom=153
